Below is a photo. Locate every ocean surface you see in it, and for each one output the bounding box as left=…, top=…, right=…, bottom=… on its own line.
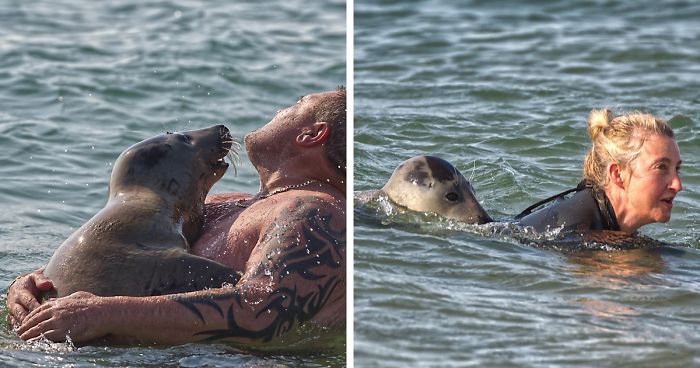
left=354, top=0, right=700, bottom=367
left=0, top=0, right=345, bottom=367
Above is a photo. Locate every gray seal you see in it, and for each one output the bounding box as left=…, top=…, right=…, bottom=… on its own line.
left=359, top=155, right=492, bottom=224
left=43, top=125, right=240, bottom=298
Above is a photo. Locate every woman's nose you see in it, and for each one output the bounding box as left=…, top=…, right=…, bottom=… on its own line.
left=670, top=172, right=682, bottom=192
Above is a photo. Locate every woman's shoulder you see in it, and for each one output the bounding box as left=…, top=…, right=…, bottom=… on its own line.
left=517, top=187, right=606, bottom=233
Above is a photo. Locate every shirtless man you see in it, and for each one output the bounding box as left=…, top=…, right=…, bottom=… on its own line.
left=7, top=87, right=346, bottom=345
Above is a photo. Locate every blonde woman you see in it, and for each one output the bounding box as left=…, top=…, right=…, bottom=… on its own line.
left=516, top=109, right=682, bottom=235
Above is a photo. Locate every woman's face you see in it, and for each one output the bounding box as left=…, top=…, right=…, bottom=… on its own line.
left=623, top=134, right=682, bottom=228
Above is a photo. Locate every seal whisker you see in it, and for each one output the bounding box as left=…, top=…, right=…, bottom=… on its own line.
left=223, top=140, right=242, bottom=176
left=469, top=160, right=477, bottom=182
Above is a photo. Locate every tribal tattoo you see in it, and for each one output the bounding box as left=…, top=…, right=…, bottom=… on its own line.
left=168, top=196, right=345, bottom=342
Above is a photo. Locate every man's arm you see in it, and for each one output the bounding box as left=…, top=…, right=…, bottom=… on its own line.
left=17, top=195, right=346, bottom=344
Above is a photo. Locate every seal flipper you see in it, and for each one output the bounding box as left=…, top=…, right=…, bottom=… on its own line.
left=147, top=249, right=241, bottom=296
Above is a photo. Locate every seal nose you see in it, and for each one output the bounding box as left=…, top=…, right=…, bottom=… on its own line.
left=217, top=125, right=232, bottom=150
left=217, top=125, right=230, bottom=138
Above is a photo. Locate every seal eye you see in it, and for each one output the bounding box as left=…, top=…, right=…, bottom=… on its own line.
left=445, top=192, right=459, bottom=202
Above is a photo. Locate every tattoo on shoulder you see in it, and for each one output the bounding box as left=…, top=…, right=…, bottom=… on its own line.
left=169, top=196, right=345, bottom=342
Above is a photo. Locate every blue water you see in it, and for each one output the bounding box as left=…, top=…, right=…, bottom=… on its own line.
left=0, top=0, right=345, bottom=366
left=355, top=0, right=700, bottom=366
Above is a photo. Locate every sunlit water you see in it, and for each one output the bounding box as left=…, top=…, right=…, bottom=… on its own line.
left=0, top=0, right=345, bottom=366
left=354, top=0, right=700, bottom=366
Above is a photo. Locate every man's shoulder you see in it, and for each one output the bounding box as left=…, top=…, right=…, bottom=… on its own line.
left=205, top=192, right=251, bottom=204
left=245, top=187, right=346, bottom=276
left=273, top=189, right=345, bottom=217
left=255, top=189, right=345, bottom=239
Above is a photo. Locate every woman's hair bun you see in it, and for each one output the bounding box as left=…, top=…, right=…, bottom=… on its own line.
left=587, top=108, right=613, bottom=140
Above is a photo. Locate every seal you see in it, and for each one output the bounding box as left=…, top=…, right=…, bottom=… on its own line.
left=357, top=155, right=492, bottom=224
left=43, top=125, right=241, bottom=298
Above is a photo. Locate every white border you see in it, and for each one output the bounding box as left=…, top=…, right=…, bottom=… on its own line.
left=346, top=0, right=354, bottom=365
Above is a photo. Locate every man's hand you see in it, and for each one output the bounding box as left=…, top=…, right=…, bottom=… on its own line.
left=16, top=291, right=109, bottom=342
left=6, top=268, right=54, bottom=329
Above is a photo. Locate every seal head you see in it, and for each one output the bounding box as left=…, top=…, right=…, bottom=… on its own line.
left=109, top=125, right=233, bottom=243
left=382, top=155, right=493, bottom=224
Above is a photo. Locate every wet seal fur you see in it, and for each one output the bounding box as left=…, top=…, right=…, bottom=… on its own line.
left=356, top=155, right=492, bottom=224
left=43, top=125, right=240, bottom=298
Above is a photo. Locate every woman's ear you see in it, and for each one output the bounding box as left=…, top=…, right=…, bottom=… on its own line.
left=608, top=162, right=625, bottom=189
left=296, top=121, right=330, bottom=147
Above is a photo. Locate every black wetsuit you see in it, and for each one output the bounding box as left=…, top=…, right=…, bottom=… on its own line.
left=515, top=180, right=620, bottom=233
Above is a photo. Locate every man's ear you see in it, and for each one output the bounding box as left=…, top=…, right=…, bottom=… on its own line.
left=608, top=162, right=625, bottom=189
left=296, top=121, right=330, bottom=147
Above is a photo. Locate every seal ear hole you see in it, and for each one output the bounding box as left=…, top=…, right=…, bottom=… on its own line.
left=176, top=134, right=191, bottom=143
left=445, top=192, right=459, bottom=202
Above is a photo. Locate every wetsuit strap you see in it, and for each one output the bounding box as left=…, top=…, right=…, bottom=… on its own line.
left=590, top=185, right=621, bottom=231
left=514, top=180, right=591, bottom=220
